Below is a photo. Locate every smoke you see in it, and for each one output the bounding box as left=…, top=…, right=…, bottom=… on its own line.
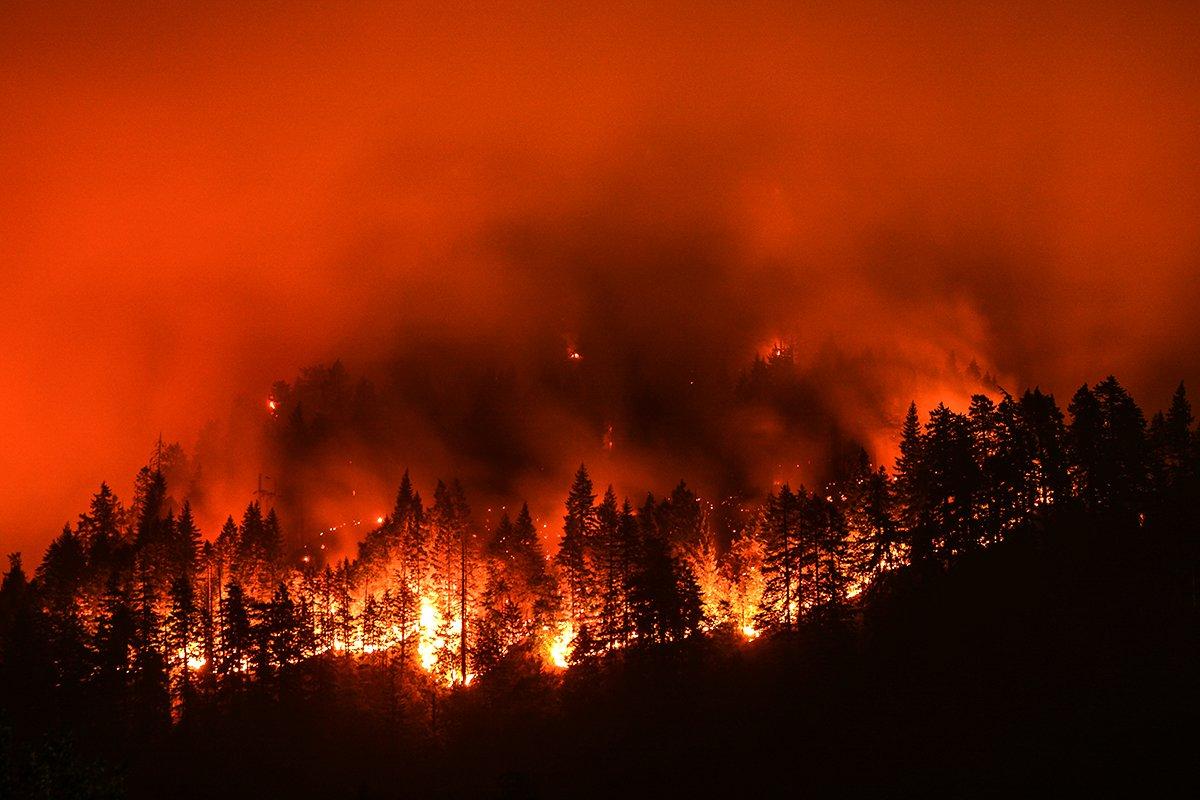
left=2, top=1, right=1199, bottom=560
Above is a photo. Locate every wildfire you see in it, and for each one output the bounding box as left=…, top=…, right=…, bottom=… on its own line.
left=178, top=645, right=207, bottom=671
left=417, top=595, right=442, bottom=672
left=740, top=624, right=760, bottom=641
left=548, top=621, right=574, bottom=668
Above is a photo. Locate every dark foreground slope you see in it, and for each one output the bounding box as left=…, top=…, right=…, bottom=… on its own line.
left=4, top=511, right=1196, bottom=799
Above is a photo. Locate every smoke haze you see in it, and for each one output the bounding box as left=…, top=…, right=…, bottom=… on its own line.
left=3, top=1, right=1199, bottom=559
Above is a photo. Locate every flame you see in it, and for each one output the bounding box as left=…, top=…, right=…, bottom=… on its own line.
left=740, top=624, right=759, bottom=640
left=548, top=621, right=573, bottom=668
left=178, top=645, right=207, bottom=671
left=417, top=594, right=442, bottom=672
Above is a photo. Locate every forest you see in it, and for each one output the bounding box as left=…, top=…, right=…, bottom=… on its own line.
left=1, top=374, right=1197, bottom=797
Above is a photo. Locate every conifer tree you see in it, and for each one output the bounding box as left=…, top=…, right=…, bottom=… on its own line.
left=894, top=402, right=934, bottom=567
left=757, top=485, right=802, bottom=631
left=556, top=465, right=596, bottom=626
left=1016, top=388, right=1070, bottom=509
left=217, top=580, right=253, bottom=686
left=166, top=575, right=198, bottom=708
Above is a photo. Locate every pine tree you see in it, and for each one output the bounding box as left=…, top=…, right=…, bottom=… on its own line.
left=924, top=404, right=980, bottom=562
left=76, top=483, right=125, bottom=580
left=511, top=503, right=553, bottom=627
left=472, top=562, right=524, bottom=672
left=392, top=471, right=427, bottom=600
left=1071, top=378, right=1148, bottom=519
left=1094, top=376, right=1148, bottom=520
left=36, top=527, right=91, bottom=694
left=1163, top=382, right=1193, bottom=486
left=1068, top=383, right=1105, bottom=512
left=628, top=522, right=702, bottom=646
left=809, top=493, right=851, bottom=624
left=1017, top=388, right=1070, bottom=509
left=172, top=501, right=202, bottom=584
left=92, top=577, right=136, bottom=721
left=757, top=485, right=802, bottom=631
left=217, top=580, right=253, bottom=686
left=594, top=486, right=622, bottom=650
left=556, top=465, right=596, bottom=626
left=842, top=453, right=901, bottom=583
left=361, top=594, right=383, bottom=655
left=214, top=516, right=238, bottom=592
left=615, top=500, right=640, bottom=645
left=166, top=575, right=198, bottom=710
left=265, top=583, right=301, bottom=674
left=894, top=402, right=934, bottom=568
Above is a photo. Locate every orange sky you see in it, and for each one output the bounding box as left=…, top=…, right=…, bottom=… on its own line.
left=2, top=1, right=1199, bottom=561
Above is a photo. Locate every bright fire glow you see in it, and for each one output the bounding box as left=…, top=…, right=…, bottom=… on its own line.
left=548, top=621, right=574, bottom=668
left=418, top=595, right=442, bottom=672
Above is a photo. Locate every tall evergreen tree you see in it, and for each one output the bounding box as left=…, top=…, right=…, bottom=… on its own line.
left=556, top=465, right=596, bottom=626
left=757, top=485, right=802, bottom=631
left=166, top=575, right=198, bottom=710
left=894, top=402, right=935, bottom=568
left=217, top=580, right=253, bottom=687
left=923, top=404, right=981, bottom=561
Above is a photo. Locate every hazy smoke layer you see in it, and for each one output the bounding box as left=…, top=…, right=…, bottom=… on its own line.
left=2, top=1, right=1199, bottom=558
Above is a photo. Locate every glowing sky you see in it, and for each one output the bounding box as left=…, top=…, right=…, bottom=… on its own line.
left=2, top=1, right=1199, bottom=559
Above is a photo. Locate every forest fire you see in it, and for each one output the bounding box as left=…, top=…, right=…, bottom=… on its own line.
left=417, top=595, right=442, bottom=673
left=15, top=367, right=1180, bottom=703
left=548, top=621, right=574, bottom=669
left=2, top=372, right=1197, bottom=795
left=3, top=2, right=1199, bottom=795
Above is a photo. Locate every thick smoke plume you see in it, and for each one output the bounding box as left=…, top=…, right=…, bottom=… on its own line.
left=2, top=1, right=1199, bottom=559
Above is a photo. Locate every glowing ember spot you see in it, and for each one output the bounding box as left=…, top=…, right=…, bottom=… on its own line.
left=376, top=515, right=384, bottom=525
left=567, top=345, right=583, bottom=361
left=267, top=397, right=278, bottom=415
left=548, top=621, right=574, bottom=668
